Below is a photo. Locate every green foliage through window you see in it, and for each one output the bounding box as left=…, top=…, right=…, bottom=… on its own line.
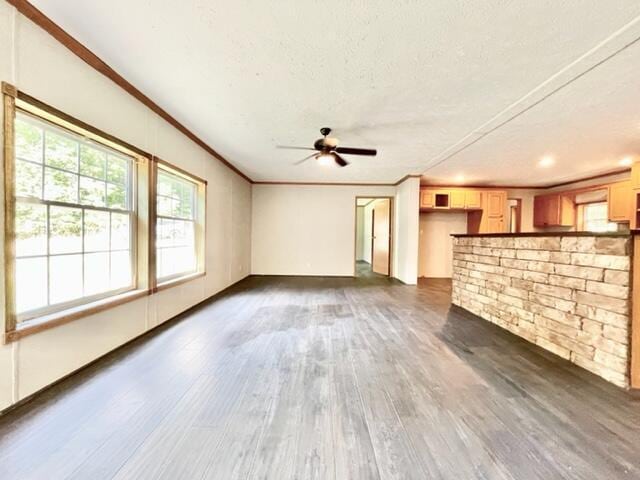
left=13, top=112, right=136, bottom=318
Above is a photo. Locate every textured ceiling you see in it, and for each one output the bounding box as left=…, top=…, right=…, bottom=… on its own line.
left=30, top=1, right=640, bottom=185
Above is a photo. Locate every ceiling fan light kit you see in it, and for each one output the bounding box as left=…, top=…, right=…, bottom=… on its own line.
left=279, top=127, right=377, bottom=167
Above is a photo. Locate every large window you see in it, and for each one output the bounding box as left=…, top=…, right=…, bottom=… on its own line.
left=13, top=111, right=136, bottom=322
left=155, top=164, right=204, bottom=284
left=581, top=202, right=618, bottom=232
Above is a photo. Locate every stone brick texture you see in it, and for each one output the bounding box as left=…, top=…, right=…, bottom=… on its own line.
left=451, top=235, right=631, bottom=388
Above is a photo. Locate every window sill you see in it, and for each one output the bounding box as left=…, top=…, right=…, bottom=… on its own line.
left=4, top=288, right=149, bottom=343
left=154, top=271, right=206, bottom=293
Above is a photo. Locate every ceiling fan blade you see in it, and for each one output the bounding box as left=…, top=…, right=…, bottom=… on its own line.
left=334, top=146, right=377, bottom=156
left=276, top=145, right=316, bottom=151
left=293, top=153, right=318, bottom=165
left=333, top=153, right=349, bottom=167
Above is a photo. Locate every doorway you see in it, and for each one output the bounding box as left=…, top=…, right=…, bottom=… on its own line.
left=508, top=198, right=522, bottom=233
left=355, top=197, right=393, bottom=277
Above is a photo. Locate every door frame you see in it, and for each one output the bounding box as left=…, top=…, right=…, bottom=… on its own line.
left=508, top=198, right=522, bottom=233
left=353, top=196, right=394, bottom=277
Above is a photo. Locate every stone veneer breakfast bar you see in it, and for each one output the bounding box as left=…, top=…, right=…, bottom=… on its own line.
left=450, top=232, right=637, bottom=388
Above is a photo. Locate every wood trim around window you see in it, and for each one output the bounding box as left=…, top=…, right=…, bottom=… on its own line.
left=5, top=288, right=149, bottom=342
left=149, top=157, right=207, bottom=293
left=3, top=82, right=152, bottom=341
left=16, top=90, right=150, bottom=159
left=2, top=84, right=209, bottom=342
left=3, top=83, right=18, bottom=334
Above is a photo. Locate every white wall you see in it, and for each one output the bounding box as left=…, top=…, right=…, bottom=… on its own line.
left=393, top=177, right=420, bottom=284
left=252, top=185, right=396, bottom=276
left=418, top=212, right=467, bottom=278
left=251, top=179, right=420, bottom=282
left=355, top=206, right=365, bottom=261
left=0, top=3, right=251, bottom=411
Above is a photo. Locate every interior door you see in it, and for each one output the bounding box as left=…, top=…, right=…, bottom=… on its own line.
left=372, top=200, right=390, bottom=275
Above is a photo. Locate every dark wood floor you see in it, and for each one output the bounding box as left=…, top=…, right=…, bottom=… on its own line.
left=1, top=274, right=640, bottom=479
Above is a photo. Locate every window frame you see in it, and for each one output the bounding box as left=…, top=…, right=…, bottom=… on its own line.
left=3, top=83, right=151, bottom=340
left=13, top=111, right=139, bottom=322
left=577, top=201, right=618, bottom=233
left=150, top=157, right=207, bottom=292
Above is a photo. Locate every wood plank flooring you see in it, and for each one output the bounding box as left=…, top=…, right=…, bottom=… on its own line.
left=1, top=271, right=640, bottom=479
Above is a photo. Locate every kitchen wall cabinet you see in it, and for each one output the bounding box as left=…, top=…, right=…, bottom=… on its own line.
left=420, top=190, right=434, bottom=208
left=533, top=193, right=575, bottom=227
left=465, top=190, right=482, bottom=209
left=420, top=187, right=505, bottom=234
left=608, top=181, right=631, bottom=222
left=450, top=190, right=465, bottom=209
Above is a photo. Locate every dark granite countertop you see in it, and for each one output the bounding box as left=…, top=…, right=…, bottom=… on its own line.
left=451, top=231, right=632, bottom=238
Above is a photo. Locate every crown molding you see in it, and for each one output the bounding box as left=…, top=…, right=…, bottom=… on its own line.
left=6, top=0, right=252, bottom=183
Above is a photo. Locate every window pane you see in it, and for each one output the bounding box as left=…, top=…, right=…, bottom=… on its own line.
left=49, top=206, right=82, bottom=254
left=111, top=213, right=130, bottom=250
left=157, top=218, right=174, bottom=248
left=180, top=184, right=195, bottom=219
left=50, top=254, right=82, bottom=303
left=174, top=246, right=196, bottom=274
left=13, top=114, right=136, bottom=319
left=45, top=131, right=78, bottom=171
left=157, top=173, right=172, bottom=196
left=107, top=183, right=126, bottom=210
left=107, top=155, right=127, bottom=184
left=44, top=168, right=78, bottom=203
left=15, top=118, right=43, bottom=163
left=15, top=160, right=43, bottom=199
left=157, top=195, right=172, bottom=217
left=110, top=250, right=131, bottom=289
left=173, top=219, right=194, bottom=246
left=79, top=145, right=106, bottom=179
left=16, top=257, right=47, bottom=313
left=84, top=252, right=110, bottom=296
left=80, top=176, right=106, bottom=207
left=16, top=203, right=47, bottom=257
left=84, top=210, right=110, bottom=252
left=157, top=248, right=175, bottom=279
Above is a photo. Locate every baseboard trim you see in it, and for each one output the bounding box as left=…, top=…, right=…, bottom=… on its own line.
left=0, top=274, right=250, bottom=416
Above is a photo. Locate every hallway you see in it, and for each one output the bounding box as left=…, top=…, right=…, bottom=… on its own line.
left=1, top=275, right=639, bottom=479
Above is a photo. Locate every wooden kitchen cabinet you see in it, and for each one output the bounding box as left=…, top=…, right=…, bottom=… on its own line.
left=486, top=191, right=506, bottom=217
left=631, top=163, right=640, bottom=189
left=465, top=190, right=482, bottom=209
left=533, top=193, right=575, bottom=227
left=608, top=180, right=631, bottom=222
left=486, top=216, right=504, bottom=233
left=450, top=189, right=465, bottom=209
left=420, top=190, right=434, bottom=208
left=480, top=191, right=507, bottom=233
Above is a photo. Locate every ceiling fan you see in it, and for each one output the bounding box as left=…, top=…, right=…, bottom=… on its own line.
left=277, top=127, right=377, bottom=167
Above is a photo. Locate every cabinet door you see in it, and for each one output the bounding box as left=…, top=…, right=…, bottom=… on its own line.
left=420, top=190, right=434, bottom=208
left=486, top=216, right=504, bottom=233
left=465, top=190, right=482, bottom=209
left=486, top=191, right=505, bottom=217
left=450, top=190, right=465, bottom=209
left=608, top=181, right=631, bottom=222
left=632, top=164, right=640, bottom=189
left=534, top=194, right=557, bottom=226
left=533, top=196, right=547, bottom=226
